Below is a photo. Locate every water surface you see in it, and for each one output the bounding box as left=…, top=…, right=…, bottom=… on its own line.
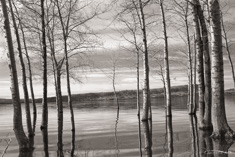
left=0, top=95, right=235, bottom=156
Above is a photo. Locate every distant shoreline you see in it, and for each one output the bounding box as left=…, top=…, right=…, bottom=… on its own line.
left=0, top=85, right=234, bottom=104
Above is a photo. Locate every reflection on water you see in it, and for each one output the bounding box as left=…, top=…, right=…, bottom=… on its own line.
left=1, top=95, right=235, bottom=156
left=41, top=128, right=49, bottom=157
left=114, top=108, right=120, bottom=157
left=142, top=120, right=152, bottom=157
left=18, top=150, right=33, bottom=157
left=166, top=116, right=173, bottom=157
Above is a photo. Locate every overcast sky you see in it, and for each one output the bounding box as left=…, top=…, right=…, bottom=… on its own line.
left=0, top=0, right=235, bottom=98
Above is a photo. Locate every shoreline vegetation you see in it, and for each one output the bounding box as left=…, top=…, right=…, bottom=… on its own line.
left=0, top=85, right=234, bottom=104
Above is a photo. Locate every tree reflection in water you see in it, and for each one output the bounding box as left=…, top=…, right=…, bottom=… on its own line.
left=41, top=128, right=49, bottom=157
left=166, top=116, right=173, bottom=157
left=18, top=150, right=34, bottom=157
left=189, top=114, right=234, bottom=157
left=142, top=119, right=152, bottom=157
left=189, top=115, right=199, bottom=157
left=114, top=107, right=120, bottom=157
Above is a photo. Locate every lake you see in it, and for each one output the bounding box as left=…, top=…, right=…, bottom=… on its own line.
left=0, top=95, right=235, bottom=157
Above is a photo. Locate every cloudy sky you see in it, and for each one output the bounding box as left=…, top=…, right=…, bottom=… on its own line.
left=0, top=0, right=235, bottom=98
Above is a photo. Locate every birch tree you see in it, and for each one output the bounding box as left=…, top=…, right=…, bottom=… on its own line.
left=138, top=0, right=151, bottom=121
left=0, top=0, right=30, bottom=150
left=8, top=0, right=33, bottom=141
left=209, top=0, right=235, bottom=138
left=172, top=0, right=194, bottom=114
left=159, top=0, right=172, bottom=117
left=221, top=11, right=235, bottom=93
left=197, top=0, right=212, bottom=130
left=190, top=0, right=206, bottom=129
left=40, top=0, right=48, bottom=130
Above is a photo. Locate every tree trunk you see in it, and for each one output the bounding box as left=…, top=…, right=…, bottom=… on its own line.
left=221, top=12, right=235, bottom=94
left=159, top=0, right=172, bottom=117
left=136, top=51, right=142, bottom=157
left=138, top=0, right=151, bottom=121
left=185, top=1, right=194, bottom=115
left=56, top=68, right=64, bottom=157
left=209, top=0, right=234, bottom=139
left=0, top=0, right=30, bottom=150
left=8, top=0, right=34, bottom=140
left=197, top=0, right=212, bottom=130
left=191, top=0, right=205, bottom=129
left=40, top=0, right=48, bottom=130
left=11, top=0, right=37, bottom=127
left=193, top=35, right=197, bottom=114
left=19, top=23, right=37, bottom=133
left=55, top=0, right=75, bottom=145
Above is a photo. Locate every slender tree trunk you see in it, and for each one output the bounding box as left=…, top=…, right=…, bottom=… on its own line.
left=221, top=12, right=235, bottom=94
left=12, top=0, right=37, bottom=121
left=209, top=0, right=234, bottom=138
left=112, top=64, right=120, bottom=109
left=56, top=68, right=64, bottom=157
left=138, top=0, right=151, bottom=121
left=55, top=1, right=75, bottom=146
left=0, top=0, right=30, bottom=150
left=159, top=0, right=172, bottom=117
left=193, top=35, right=197, bottom=114
left=185, top=1, right=194, bottom=115
left=41, top=0, right=48, bottom=130
left=136, top=51, right=142, bottom=157
left=8, top=0, right=33, bottom=140
left=191, top=0, right=205, bottom=129
left=197, top=0, right=212, bottom=129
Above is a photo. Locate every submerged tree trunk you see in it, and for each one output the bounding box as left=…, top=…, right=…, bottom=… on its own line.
left=142, top=120, right=152, bottom=157
left=56, top=68, right=63, bottom=157
left=197, top=0, right=212, bottom=130
left=8, top=0, right=33, bottom=140
left=41, top=0, right=48, bottom=130
left=209, top=0, right=234, bottom=138
left=191, top=0, right=205, bottom=129
left=166, top=116, right=174, bottom=157
left=1, top=0, right=30, bottom=150
left=138, top=0, right=151, bottom=121
left=159, top=0, right=172, bottom=117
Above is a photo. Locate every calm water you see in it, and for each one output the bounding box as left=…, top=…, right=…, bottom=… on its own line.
left=0, top=95, right=235, bottom=157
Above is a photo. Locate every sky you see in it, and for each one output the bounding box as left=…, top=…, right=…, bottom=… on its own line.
left=0, top=0, right=235, bottom=98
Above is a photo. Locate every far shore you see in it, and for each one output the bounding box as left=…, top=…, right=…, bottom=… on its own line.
left=0, top=85, right=234, bottom=104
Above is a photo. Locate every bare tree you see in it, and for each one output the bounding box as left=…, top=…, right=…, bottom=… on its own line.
left=197, top=0, right=212, bottom=130
left=209, top=0, right=235, bottom=138
left=221, top=11, right=235, bottom=93
left=11, top=1, right=37, bottom=126
left=159, top=0, right=172, bottom=117
left=40, top=0, right=48, bottom=130
left=8, top=0, right=33, bottom=141
left=138, top=0, right=151, bottom=121
left=0, top=0, right=30, bottom=150
left=190, top=0, right=206, bottom=129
